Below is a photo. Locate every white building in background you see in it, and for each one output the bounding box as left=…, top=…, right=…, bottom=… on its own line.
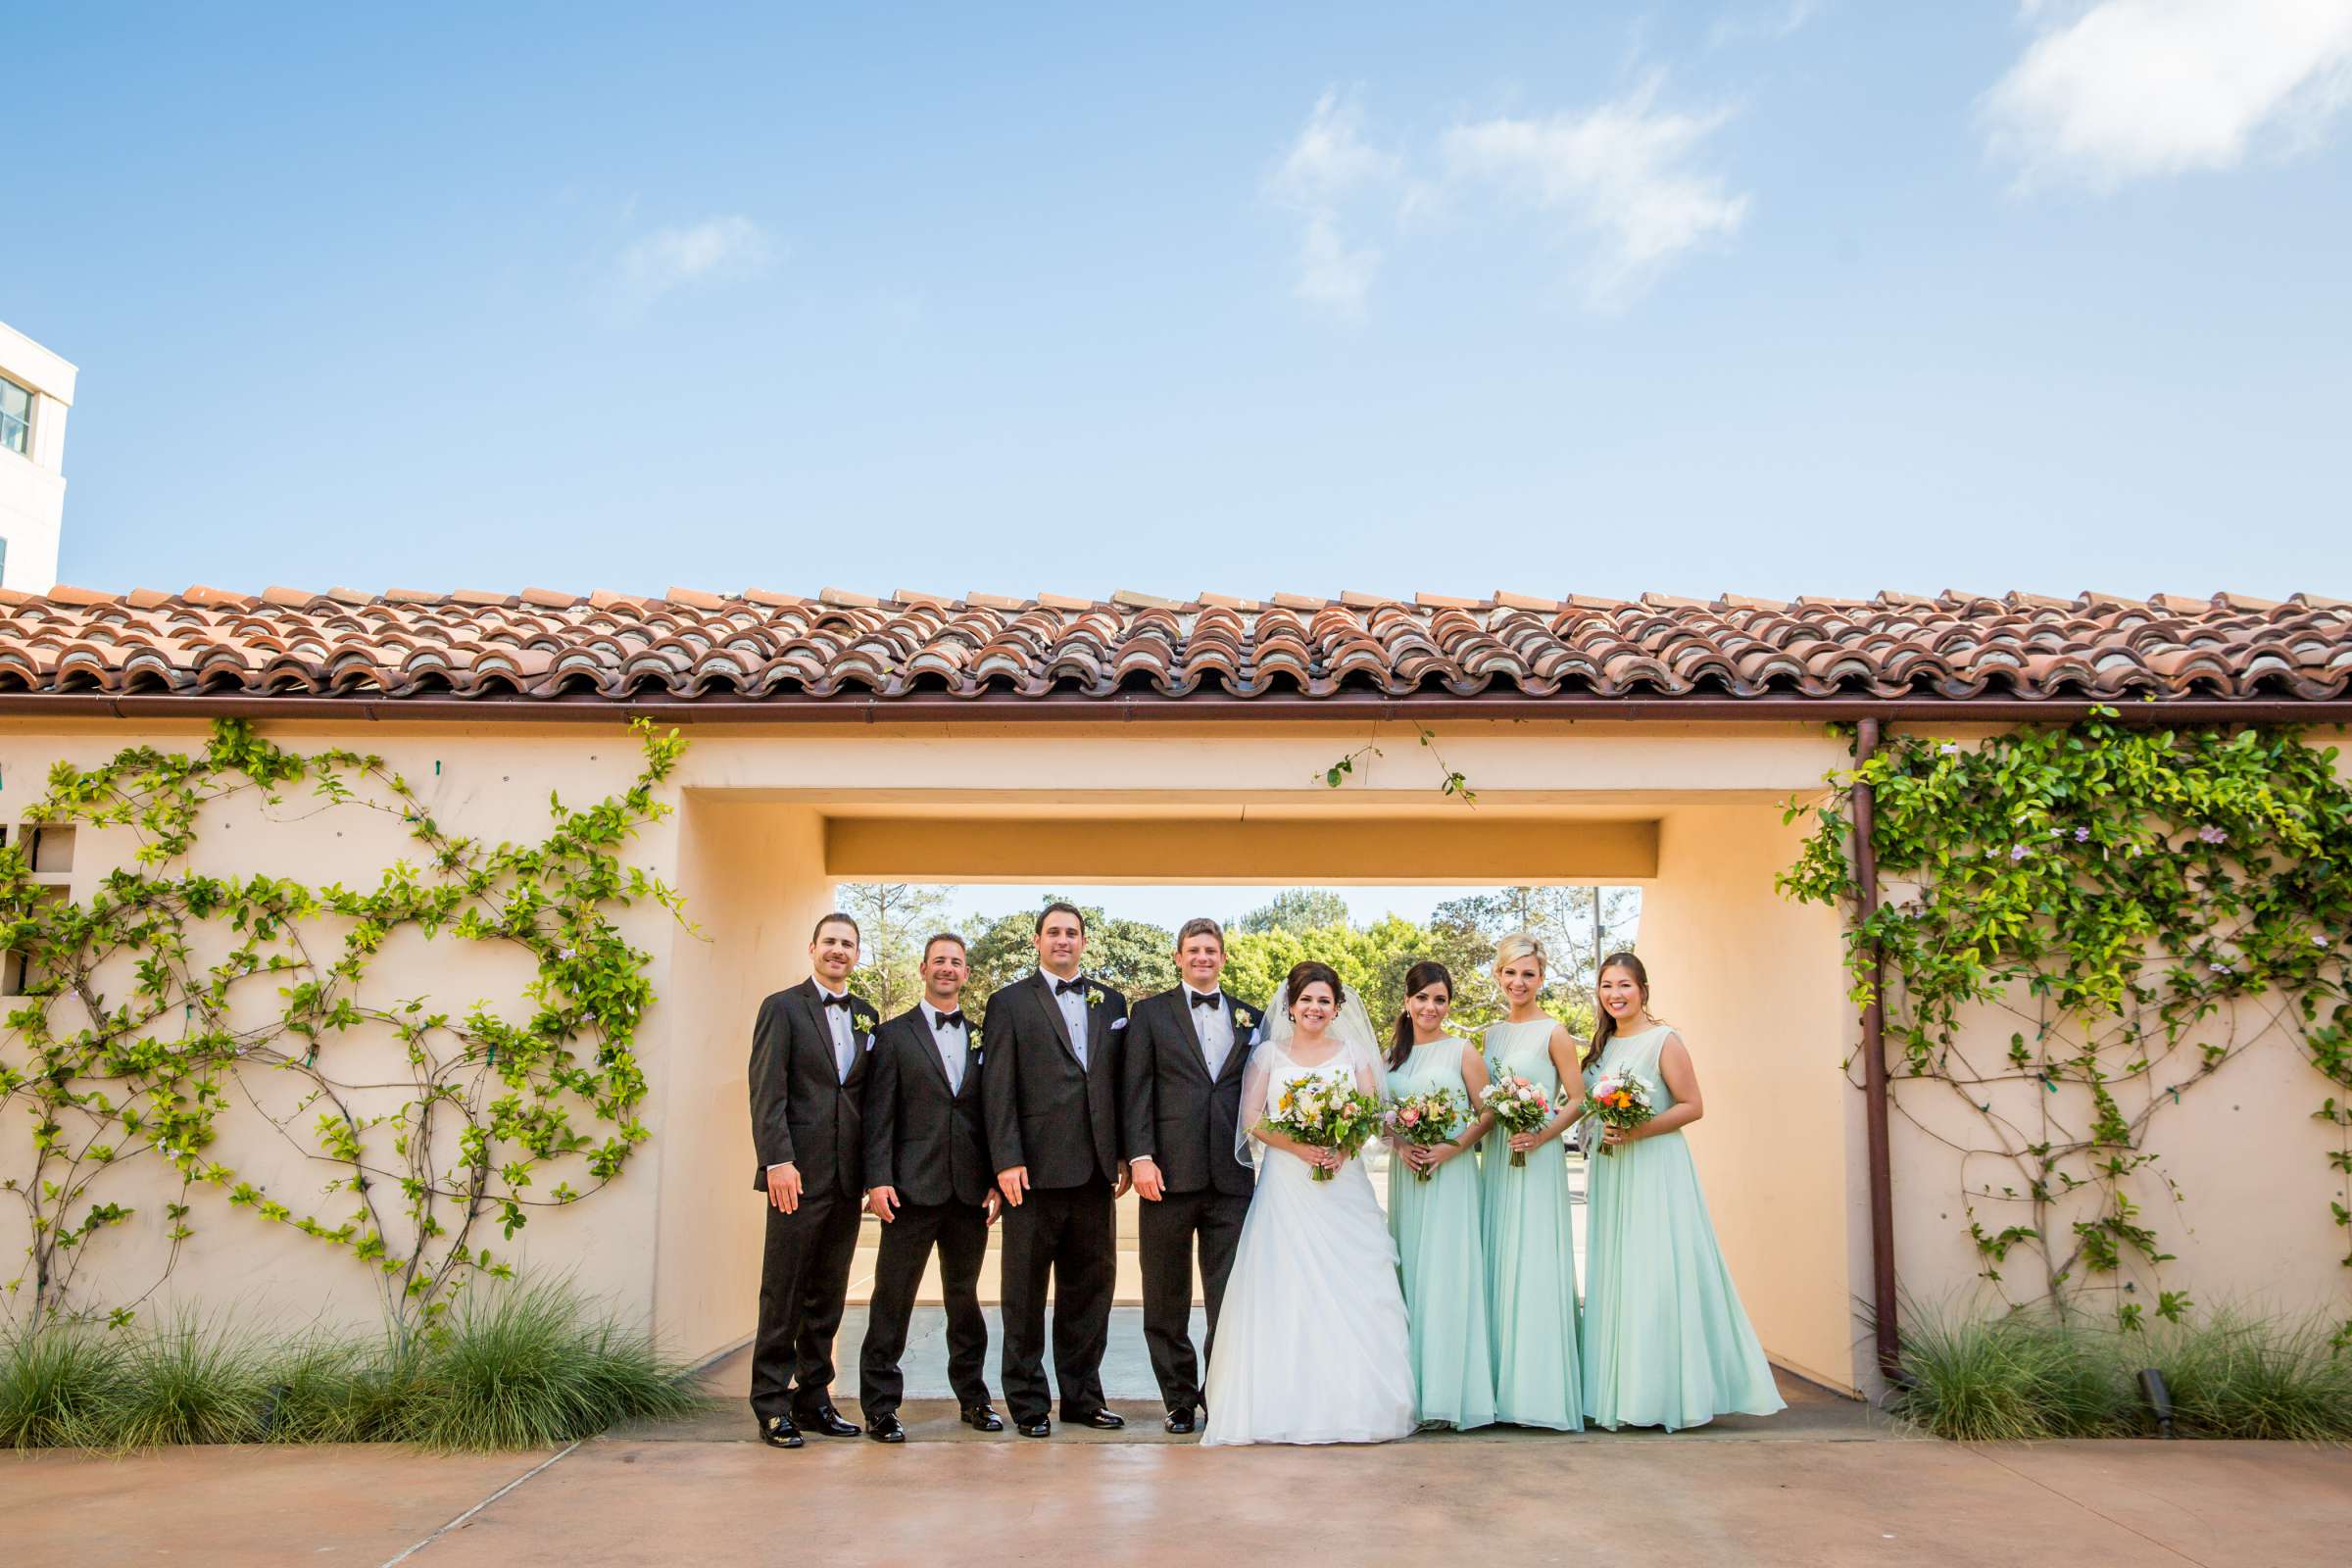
left=0, top=318, right=75, bottom=595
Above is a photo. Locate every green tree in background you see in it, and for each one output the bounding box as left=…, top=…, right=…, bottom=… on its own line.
left=1234, top=889, right=1351, bottom=933
left=1431, top=884, right=1638, bottom=1036
left=840, top=882, right=951, bottom=1016
left=836, top=884, right=1640, bottom=1045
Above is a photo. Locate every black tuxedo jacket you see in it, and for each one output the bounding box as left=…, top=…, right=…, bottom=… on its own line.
left=747, top=978, right=875, bottom=1197
left=981, top=970, right=1128, bottom=1190
left=862, top=1004, right=993, bottom=1208
left=1119, top=987, right=1258, bottom=1198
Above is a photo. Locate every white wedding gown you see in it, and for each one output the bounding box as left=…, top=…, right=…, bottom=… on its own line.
left=1200, top=1051, right=1418, bottom=1446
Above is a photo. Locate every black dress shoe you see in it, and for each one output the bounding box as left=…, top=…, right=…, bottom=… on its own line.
left=794, top=1402, right=860, bottom=1439
left=865, top=1415, right=906, bottom=1444
left=1073, top=1408, right=1125, bottom=1431
left=1162, top=1409, right=1195, bottom=1435
left=760, top=1413, right=804, bottom=1449
left=1014, top=1417, right=1052, bottom=1439
left=960, top=1403, right=1004, bottom=1432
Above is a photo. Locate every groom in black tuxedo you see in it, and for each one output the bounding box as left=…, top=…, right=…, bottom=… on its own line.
left=982, top=901, right=1130, bottom=1438
left=747, top=912, right=875, bottom=1449
left=856, top=932, right=1002, bottom=1443
left=1120, top=916, right=1259, bottom=1433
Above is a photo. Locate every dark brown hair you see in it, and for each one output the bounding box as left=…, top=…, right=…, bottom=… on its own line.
left=921, top=932, right=967, bottom=962
left=1389, top=960, right=1454, bottom=1069
left=811, top=911, right=861, bottom=945
left=1592, top=950, right=1649, bottom=1058
left=1035, top=901, right=1088, bottom=936
left=1176, top=916, right=1226, bottom=952
left=1284, top=960, right=1345, bottom=1016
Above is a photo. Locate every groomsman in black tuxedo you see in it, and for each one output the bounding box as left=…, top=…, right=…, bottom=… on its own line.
left=982, top=902, right=1131, bottom=1438
left=747, top=912, right=876, bottom=1449
left=856, top=932, right=1003, bottom=1443
left=1120, top=916, right=1259, bottom=1433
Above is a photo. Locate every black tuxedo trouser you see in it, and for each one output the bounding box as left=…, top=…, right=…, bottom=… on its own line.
left=749, top=1186, right=863, bottom=1422
left=857, top=1199, right=991, bottom=1419
left=997, top=1175, right=1115, bottom=1425
left=1137, top=1186, right=1251, bottom=1414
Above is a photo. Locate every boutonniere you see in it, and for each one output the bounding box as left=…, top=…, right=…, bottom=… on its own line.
left=1234, top=1007, right=1257, bottom=1030
left=855, top=1010, right=877, bottom=1035
left=1085, top=989, right=1102, bottom=1009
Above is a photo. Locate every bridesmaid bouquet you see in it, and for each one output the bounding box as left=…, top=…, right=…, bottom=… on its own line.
left=1269, top=1075, right=1387, bottom=1182
left=1480, top=1075, right=1555, bottom=1167
left=1584, top=1071, right=1655, bottom=1157
left=1384, top=1088, right=1465, bottom=1182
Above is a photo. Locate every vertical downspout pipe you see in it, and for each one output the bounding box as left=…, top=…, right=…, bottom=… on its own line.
left=1851, top=717, right=1902, bottom=1383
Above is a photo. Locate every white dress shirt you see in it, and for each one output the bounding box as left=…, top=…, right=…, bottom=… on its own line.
left=815, top=981, right=856, bottom=1082
left=1185, top=984, right=1236, bottom=1080
left=1042, top=968, right=1091, bottom=1067
left=925, top=1000, right=969, bottom=1093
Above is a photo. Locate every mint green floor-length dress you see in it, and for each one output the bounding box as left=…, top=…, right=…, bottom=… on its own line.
left=1581, top=1023, right=1786, bottom=1431
left=1385, top=1040, right=1496, bottom=1431
left=1477, top=1018, right=1583, bottom=1431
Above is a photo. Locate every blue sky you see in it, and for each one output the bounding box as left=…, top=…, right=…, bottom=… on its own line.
left=8, top=2, right=2350, bottom=604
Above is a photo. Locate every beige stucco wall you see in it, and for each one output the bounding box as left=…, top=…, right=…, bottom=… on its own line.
left=653, top=798, right=830, bottom=1364
left=1639, top=801, right=1862, bottom=1394
left=0, top=723, right=683, bottom=1333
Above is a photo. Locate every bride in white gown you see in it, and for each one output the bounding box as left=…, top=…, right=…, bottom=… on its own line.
left=1200, top=960, right=1417, bottom=1446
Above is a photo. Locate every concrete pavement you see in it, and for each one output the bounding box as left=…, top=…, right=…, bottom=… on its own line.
left=10, top=1431, right=2347, bottom=1567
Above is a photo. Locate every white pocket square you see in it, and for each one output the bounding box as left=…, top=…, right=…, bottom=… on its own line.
left=1110, top=1017, right=1128, bottom=1030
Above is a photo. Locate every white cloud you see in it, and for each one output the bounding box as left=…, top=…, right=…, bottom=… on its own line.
left=1271, top=88, right=1398, bottom=204
left=1440, top=75, right=1750, bottom=308
left=1293, top=212, right=1382, bottom=317
left=1267, top=90, right=1398, bottom=318
left=1983, top=0, right=2352, bottom=188
left=1707, top=0, right=1824, bottom=48
left=616, top=215, right=778, bottom=302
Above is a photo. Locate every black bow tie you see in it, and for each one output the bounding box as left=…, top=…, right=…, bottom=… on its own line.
left=1189, top=991, right=1222, bottom=1010
left=821, top=993, right=853, bottom=1010
left=935, top=1009, right=966, bottom=1031
left=1053, top=977, right=1085, bottom=996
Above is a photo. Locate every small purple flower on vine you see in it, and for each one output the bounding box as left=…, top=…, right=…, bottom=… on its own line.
left=1937, top=742, right=1961, bottom=757
left=2073, top=827, right=2091, bottom=842
left=2195, top=825, right=2229, bottom=845
left=2008, top=844, right=2031, bottom=862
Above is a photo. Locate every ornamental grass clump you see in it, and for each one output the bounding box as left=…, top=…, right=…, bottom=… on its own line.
left=396, top=1279, right=701, bottom=1452
left=106, top=1311, right=274, bottom=1446
left=1894, top=1303, right=2352, bottom=1442
left=1892, top=1306, right=2132, bottom=1441
left=0, top=1317, right=127, bottom=1448
left=265, top=1332, right=426, bottom=1445
left=0, top=1280, right=702, bottom=1451
left=2146, top=1310, right=2352, bottom=1441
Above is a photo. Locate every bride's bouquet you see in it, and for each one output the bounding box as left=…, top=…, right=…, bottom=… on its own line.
left=1269, top=1075, right=1387, bottom=1182
left=1384, top=1088, right=1466, bottom=1182
left=1480, top=1075, right=1555, bottom=1167
left=1582, top=1070, right=1655, bottom=1157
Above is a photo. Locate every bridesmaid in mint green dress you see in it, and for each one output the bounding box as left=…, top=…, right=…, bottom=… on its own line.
left=1581, top=952, right=1785, bottom=1431
left=1478, top=934, right=1586, bottom=1430
left=1383, top=961, right=1496, bottom=1431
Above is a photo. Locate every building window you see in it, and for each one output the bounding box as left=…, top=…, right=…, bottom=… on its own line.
left=0, top=376, right=29, bottom=456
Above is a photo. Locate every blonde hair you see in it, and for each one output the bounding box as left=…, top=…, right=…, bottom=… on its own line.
left=1492, top=931, right=1548, bottom=978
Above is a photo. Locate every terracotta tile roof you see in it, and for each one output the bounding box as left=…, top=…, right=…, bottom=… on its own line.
left=0, top=586, right=2344, bottom=710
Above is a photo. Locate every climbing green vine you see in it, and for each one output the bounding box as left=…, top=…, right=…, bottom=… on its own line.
left=1320, top=722, right=1477, bottom=803
left=1780, top=709, right=2352, bottom=1346
left=0, top=718, right=688, bottom=1334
